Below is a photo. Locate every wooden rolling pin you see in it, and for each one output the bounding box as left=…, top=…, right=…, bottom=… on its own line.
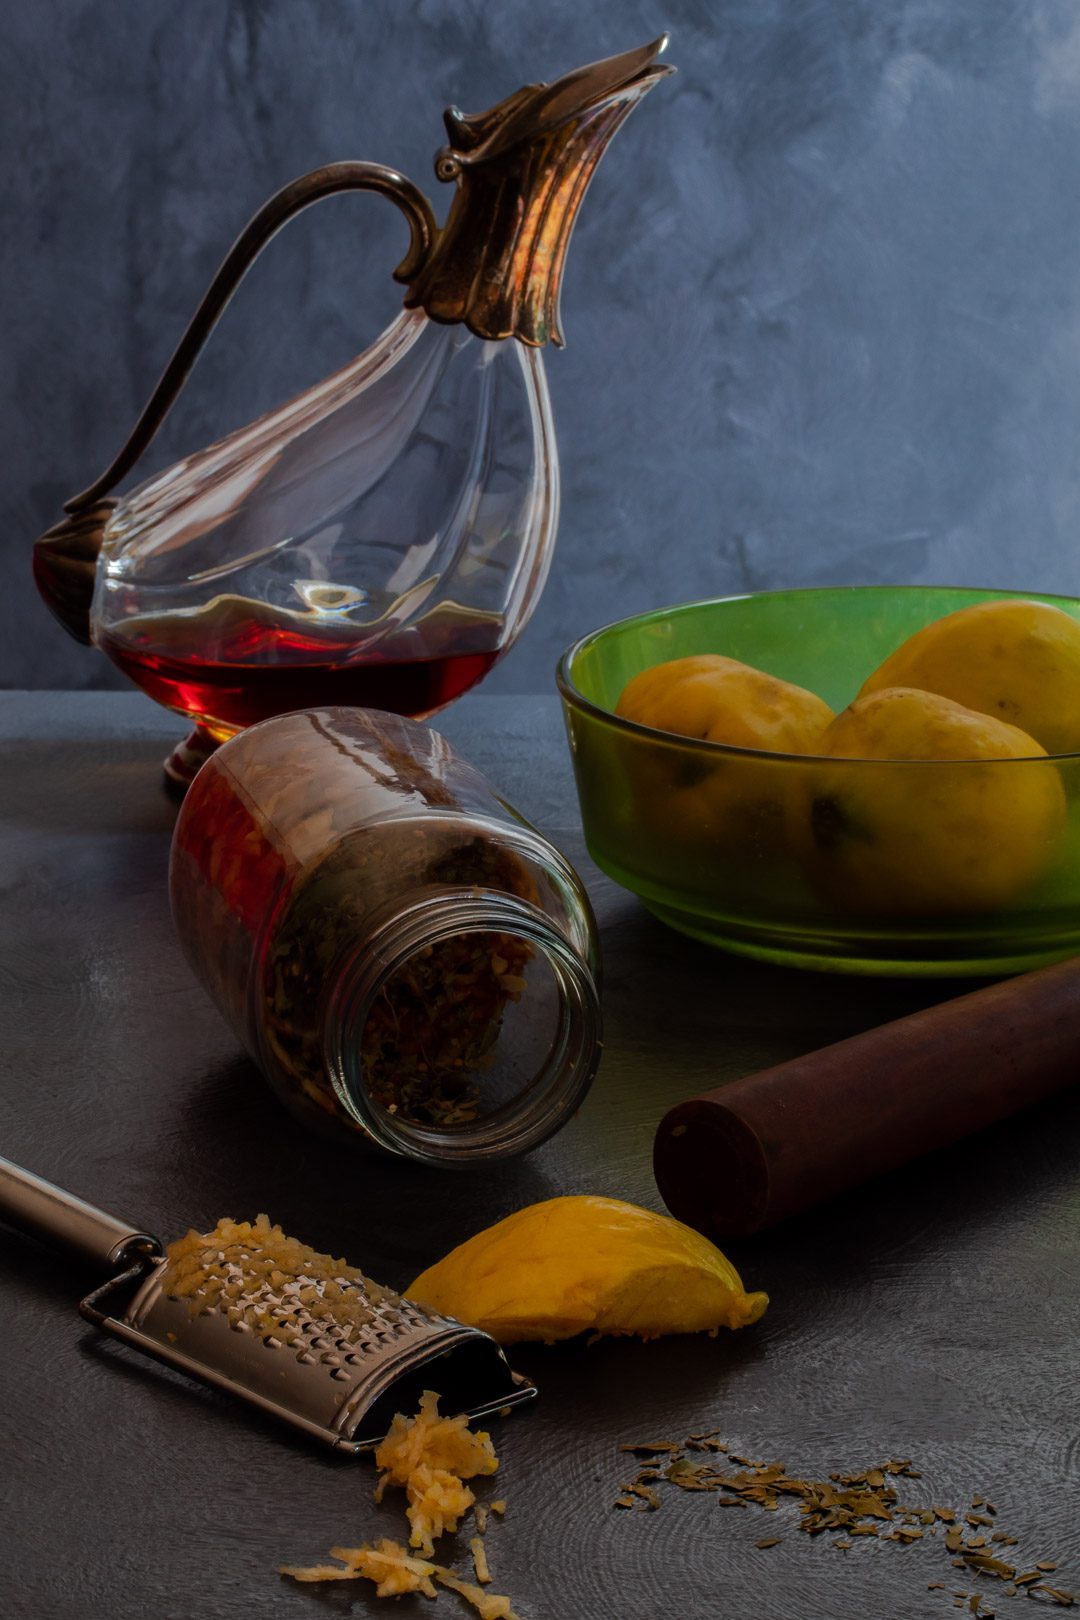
left=653, top=955, right=1080, bottom=1242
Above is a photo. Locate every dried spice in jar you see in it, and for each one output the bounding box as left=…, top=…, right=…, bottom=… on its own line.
left=170, top=708, right=601, bottom=1162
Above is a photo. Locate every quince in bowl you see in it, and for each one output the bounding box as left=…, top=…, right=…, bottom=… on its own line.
left=556, top=587, right=1080, bottom=975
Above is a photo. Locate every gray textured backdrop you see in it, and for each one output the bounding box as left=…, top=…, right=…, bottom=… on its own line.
left=7, top=0, right=1080, bottom=695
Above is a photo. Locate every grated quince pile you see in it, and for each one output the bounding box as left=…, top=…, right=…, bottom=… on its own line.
left=407, top=1194, right=767, bottom=1345
left=374, top=1390, right=499, bottom=1555
left=162, top=1212, right=397, bottom=1339
left=282, top=1392, right=517, bottom=1619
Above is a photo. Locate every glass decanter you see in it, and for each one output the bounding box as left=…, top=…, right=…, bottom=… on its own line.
left=33, top=39, right=672, bottom=787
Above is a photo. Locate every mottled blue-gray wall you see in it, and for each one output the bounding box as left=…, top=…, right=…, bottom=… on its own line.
left=7, top=0, right=1080, bottom=694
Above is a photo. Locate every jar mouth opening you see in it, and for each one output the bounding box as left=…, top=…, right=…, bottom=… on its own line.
left=323, top=889, right=600, bottom=1163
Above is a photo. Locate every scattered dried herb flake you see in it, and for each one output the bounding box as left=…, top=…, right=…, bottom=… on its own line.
left=612, top=1433, right=1074, bottom=1612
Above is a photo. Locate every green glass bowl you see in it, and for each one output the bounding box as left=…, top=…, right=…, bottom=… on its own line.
left=557, top=585, right=1080, bottom=976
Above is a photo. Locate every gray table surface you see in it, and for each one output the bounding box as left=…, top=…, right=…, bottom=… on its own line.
left=2, top=690, right=1078, bottom=1620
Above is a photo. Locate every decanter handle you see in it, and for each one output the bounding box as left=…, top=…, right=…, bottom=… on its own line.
left=66, top=161, right=437, bottom=514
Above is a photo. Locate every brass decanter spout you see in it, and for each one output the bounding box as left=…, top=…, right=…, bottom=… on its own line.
left=405, top=36, right=673, bottom=346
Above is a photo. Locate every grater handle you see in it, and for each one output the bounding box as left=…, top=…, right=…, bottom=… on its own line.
left=0, top=1155, right=163, bottom=1272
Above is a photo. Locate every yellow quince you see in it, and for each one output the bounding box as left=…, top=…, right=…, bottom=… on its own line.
left=615, top=654, right=834, bottom=866
left=859, top=597, right=1080, bottom=755
left=805, top=686, right=1066, bottom=914
left=618, top=653, right=834, bottom=753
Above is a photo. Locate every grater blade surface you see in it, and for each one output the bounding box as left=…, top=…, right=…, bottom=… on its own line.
left=84, top=1256, right=534, bottom=1450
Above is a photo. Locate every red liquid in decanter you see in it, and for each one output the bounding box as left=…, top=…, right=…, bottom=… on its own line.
left=97, top=596, right=502, bottom=735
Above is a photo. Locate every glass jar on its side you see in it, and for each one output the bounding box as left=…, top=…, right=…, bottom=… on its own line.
left=170, top=707, right=601, bottom=1163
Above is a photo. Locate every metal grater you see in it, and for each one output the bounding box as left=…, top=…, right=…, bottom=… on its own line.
left=0, top=1154, right=535, bottom=1449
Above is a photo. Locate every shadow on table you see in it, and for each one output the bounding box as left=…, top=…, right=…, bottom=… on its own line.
left=0, top=736, right=179, bottom=835
left=735, top=1084, right=1080, bottom=1338
left=600, top=895, right=994, bottom=1088
left=173, top=1054, right=564, bottom=1289
left=510, top=1317, right=767, bottom=1428
left=78, top=1328, right=362, bottom=1472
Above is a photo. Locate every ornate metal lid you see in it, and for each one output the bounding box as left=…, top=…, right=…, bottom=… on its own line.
left=405, top=37, right=673, bottom=346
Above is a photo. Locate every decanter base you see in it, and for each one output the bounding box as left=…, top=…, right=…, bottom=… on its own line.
left=163, top=726, right=221, bottom=796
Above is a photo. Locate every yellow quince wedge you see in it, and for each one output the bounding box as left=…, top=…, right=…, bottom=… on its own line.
left=407, top=1195, right=768, bottom=1346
